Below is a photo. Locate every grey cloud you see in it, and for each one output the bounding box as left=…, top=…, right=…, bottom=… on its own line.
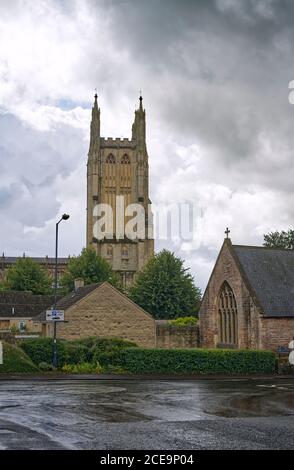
left=0, top=112, right=86, bottom=228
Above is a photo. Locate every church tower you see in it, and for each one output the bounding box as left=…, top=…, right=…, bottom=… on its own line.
left=86, top=94, right=154, bottom=286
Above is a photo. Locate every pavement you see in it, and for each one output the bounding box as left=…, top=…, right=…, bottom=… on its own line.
left=0, top=378, right=293, bottom=449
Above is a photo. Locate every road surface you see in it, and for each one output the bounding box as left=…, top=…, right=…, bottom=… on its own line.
left=0, top=378, right=293, bottom=449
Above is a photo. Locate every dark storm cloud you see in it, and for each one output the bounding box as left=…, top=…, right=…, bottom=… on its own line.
left=96, top=0, right=294, bottom=192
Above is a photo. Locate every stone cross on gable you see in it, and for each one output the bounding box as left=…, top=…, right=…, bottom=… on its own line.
left=225, top=227, right=230, bottom=238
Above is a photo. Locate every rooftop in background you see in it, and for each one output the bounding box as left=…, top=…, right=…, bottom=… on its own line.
left=232, top=244, right=294, bottom=317
left=0, top=291, right=54, bottom=318
left=0, top=256, right=70, bottom=265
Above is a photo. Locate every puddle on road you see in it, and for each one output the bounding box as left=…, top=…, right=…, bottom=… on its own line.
left=204, top=382, right=294, bottom=418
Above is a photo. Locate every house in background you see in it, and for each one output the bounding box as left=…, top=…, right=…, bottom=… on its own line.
left=200, top=237, right=294, bottom=351
left=0, top=291, right=53, bottom=335
left=0, top=255, right=69, bottom=283
left=35, top=281, right=156, bottom=348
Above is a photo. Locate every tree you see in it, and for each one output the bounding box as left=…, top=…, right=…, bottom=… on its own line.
left=1, top=257, right=52, bottom=294
left=129, top=249, right=201, bottom=319
left=61, top=247, right=121, bottom=291
left=263, top=229, right=294, bottom=250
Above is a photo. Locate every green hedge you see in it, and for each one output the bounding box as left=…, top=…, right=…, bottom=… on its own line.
left=110, top=348, right=276, bottom=375
left=20, top=337, right=137, bottom=368
left=0, top=342, right=39, bottom=373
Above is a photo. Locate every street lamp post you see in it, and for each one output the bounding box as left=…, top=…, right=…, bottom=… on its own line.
left=52, top=213, right=70, bottom=368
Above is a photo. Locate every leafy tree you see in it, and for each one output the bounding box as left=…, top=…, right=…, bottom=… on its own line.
left=129, top=249, right=201, bottom=319
left=61, top=247, right=121, bottom=291
left=1, top=257, right=52, bottom=294
left=263, top=229, right=294, bottom=250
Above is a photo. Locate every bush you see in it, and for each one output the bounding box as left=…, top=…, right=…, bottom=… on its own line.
left=110, top=348, right=276, bottom=375
left=61, top=362, right=103, bottom=374
left=167, top=317, right=198, bottom=327
left=64, top=343, right=91, bottom=364
left=0, top=342, right=39, bottom=373
left=38, top=362, right=54, bottom=372
left=20, top=338, right=68, bottom=367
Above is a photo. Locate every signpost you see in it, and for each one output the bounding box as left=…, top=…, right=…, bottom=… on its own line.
left=46, top=309, right=65, bottom=322
left=0, top=342, right=2, bottom=365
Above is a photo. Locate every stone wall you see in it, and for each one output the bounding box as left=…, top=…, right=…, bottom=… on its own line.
left=155, top=322, right=199, bottom=349
left=260, top=317, right=294, bottom=351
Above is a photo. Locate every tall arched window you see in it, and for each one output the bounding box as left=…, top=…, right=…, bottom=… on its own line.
left=217, top=282, right=238, bottom=345
left=120, top=155, right=132, bottom=230
left=104, top=154, right=116, bottom=228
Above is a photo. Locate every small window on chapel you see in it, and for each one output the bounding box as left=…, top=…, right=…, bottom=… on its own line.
left=122, top=245, right=129, bottom=259
left=106, top=245, right=113, bottom=258
left=106, top=154, right=116, bottom=163
left=121, top=154, right=130, bottom=164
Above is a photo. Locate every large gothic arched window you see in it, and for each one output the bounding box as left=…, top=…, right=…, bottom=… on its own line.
left=217, top=282, right=238, bottom=345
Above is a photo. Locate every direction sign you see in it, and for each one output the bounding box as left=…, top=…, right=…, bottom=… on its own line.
left=46, top=309, right=65, bottom=321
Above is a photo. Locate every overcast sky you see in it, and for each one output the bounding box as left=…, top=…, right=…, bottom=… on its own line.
left=0, top=0, right=294, bottom=290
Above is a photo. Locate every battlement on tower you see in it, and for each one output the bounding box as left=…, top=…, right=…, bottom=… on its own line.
left=100, top=137, right=135, bottom=149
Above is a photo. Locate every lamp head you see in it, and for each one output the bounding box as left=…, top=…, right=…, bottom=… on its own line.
left=62, top=213, right=70, bottom=220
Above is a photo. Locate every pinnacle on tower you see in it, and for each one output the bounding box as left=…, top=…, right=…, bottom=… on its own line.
left=88, top=92, right=100, bottom=156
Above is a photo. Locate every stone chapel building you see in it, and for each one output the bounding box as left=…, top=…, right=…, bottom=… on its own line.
left=199, top=237, right=294, bottom=352
left=86, top=94, right=154, bottom=286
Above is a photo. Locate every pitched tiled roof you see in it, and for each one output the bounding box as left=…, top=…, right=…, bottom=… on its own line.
left=0, top=292, right=54, bottom=318
left=232, top=245, right=294, bottom=317
left=35, top=283, right=100, bottom=322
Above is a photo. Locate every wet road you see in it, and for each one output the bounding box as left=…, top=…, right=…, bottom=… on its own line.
left=0, top=378, right=294, bottom=450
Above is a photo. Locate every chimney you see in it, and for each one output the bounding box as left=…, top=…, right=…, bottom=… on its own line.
left=74, top=278, right=84, bottom=292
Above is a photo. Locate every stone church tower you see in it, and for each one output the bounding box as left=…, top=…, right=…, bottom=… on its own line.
left=86, top=94, right=154, bottom=286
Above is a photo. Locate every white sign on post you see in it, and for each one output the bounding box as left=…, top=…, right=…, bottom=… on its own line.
left=46, top=310, right=65, bottom=322
left=0, top=342, right=3, bottom=365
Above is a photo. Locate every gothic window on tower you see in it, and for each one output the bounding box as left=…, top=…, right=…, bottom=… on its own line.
left=121, top=154, right=130, bottom=164
left=217, top=281, right=238, bottom=346
left=106, top=245, right=113, bottom=258
left=106, top=154, right=116, bottom=164
left=122, top=245, right=129, bottom=259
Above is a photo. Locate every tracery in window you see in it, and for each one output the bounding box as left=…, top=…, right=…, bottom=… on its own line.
left=217, top=281, right=238, bottom=345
